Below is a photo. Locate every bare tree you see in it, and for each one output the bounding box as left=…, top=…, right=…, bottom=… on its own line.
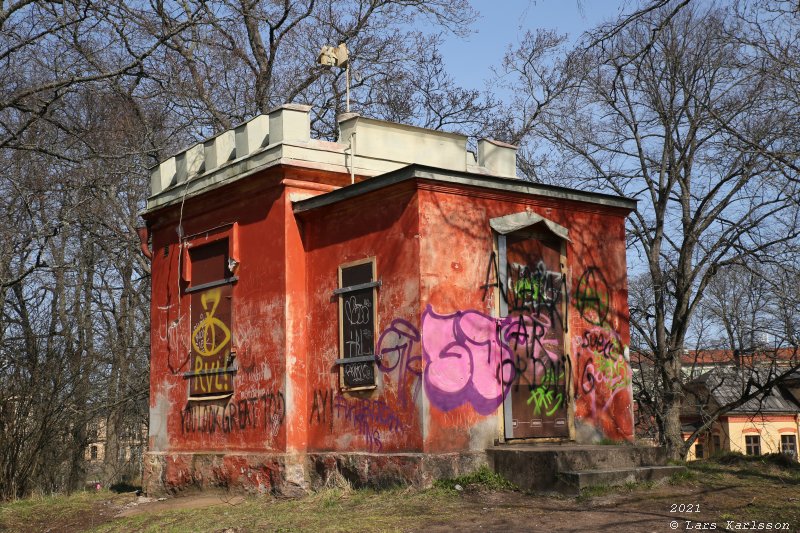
left=0, top=0, right=495, bottom=499
left=140, top=0, right=491, bottom=140
left=503, top=3, right=800, bottom=458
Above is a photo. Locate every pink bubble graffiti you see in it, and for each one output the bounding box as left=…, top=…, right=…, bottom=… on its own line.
left=421, top=304, right=514, bottom=415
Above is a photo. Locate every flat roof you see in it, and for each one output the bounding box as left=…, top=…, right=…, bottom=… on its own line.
left=292, top=164, right=638, bottom=214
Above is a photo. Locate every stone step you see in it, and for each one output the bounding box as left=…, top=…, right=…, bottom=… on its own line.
left=559, top=465, right=686, bottom=491
left=486, top=444, right=675, bottom=492
left=487, top=444, right=668, bottom=471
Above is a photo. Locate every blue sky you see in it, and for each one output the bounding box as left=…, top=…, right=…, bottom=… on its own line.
left=439, top=0, right=631, bottom=91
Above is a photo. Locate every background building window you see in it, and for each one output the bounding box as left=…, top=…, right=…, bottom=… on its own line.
left=90, top=445, right=98, bottom=460
left=712, top=434, right=721, bottom=453
left=781, top=435, right=797, bottom=459
left=745, top=435, right=760, bottom=456
left=695, top=443, right=704, bottom=459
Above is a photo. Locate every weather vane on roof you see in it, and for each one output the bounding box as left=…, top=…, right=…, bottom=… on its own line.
left=317, top=43, right=351, bottom=112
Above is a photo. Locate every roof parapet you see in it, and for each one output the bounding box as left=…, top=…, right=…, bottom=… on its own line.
left=149, top=105, right=313, bottom=197
left=268, top=103, right=311, bottom=144
left=234, top=115, right=268, bottom=159
left=205, top=130, right=235, bottom=170
left=146, top=104, right=522, bottom=210
left=478, top=138, right=517, bottom=178
left=337, top=113, right=469, bottom=172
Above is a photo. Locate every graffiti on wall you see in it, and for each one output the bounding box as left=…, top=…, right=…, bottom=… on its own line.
left=309, top=388, right=403, bottom=452
left=572, top=266, right=633, bottom=440
left=574, top=267, right=610, bottom=326
left=501, top=247, right=569, bottom=437
left=181, top=391, right=285, bottom=435
left=158, top=304, right=190, bottom=373
left=334, top=394, right=402, bottom=452
left=376, top=319, right=423, bottom=408
left=189, top=286, right=234, bottom=396
left=309, top=387, right=336, bottom=430
left=507, top=260, right=564, bottom=324
left=577, top=328, right=630, bottom=394
left=421, top=305, right=515, bottom=415
left=498, top=313, right=563, bottom=393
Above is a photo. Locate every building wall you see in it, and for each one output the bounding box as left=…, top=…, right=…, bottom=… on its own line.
left=684, top=415, right=800, bottom=461
left=148, top=168, right=293, bottom=455
left=302, top=181, right=424, bottom=453
left=723, top=415, right=799, bottom=457
left=416, top=184, right=633, bottom=446
left=144, top=168, right=635, bottom=493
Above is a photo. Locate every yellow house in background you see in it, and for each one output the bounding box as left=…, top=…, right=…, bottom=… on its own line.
left=681, top=368, right=800, bottom=461
left=83, top=418, right=148, bottom=488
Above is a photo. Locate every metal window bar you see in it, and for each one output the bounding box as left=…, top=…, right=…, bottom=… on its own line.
left=332, top=279, right=381, bottom=295
left=182, top=366, right=237, bottom=378
left=334, top=355, right=378, bottom=365
left=185, top=276, right=238, bottom=294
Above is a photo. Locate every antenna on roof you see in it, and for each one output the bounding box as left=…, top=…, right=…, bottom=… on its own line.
left=317, top=43, right=351, bottom=112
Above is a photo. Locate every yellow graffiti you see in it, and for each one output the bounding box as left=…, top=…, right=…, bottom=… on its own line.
left=191, top=288, right=231, bottom=357
left=193, top=357, right=229, bottom=393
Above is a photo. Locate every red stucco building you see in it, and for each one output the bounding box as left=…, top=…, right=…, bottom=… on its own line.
left=141, top=104, right=637, bottom=494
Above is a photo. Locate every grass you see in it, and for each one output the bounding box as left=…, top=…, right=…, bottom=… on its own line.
left=668, top=467, right=697, bottom=484
left=433, top=465, right=517, bottom=492
left=0, top=490, right=131, bottom=532
left=91, top=486, right=465, bottom=533
left=2, top=457, right=799, bottom=532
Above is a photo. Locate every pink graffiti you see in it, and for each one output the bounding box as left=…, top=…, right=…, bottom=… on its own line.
left=422, top=304, right=514, bottom=415
left=377, top=319, right=422, bottom=408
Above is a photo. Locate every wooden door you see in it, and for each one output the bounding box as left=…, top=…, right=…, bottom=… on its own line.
left=501, top=230, right=569, bottom=439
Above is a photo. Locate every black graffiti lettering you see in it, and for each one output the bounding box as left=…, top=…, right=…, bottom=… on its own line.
left=181, top=391, right=286, bottom=435
left=310, top=388, right=336, bottom=431
left=507, top=261, right=563, bottom=322
left=574, top=267, right=610, bottom=326
left=581, top=330, right=617, bottom=359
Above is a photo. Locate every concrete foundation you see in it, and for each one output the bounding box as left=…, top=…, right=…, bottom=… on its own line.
left=143, top=450, right=487, bottom=496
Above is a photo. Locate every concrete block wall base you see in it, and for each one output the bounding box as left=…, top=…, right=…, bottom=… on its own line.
left=143, top=451, right=487, bottom=497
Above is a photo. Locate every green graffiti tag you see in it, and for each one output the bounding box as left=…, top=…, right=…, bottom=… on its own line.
left=527, top=387, right=564, bottom=416
left=595, top=355, right=630, bottom=391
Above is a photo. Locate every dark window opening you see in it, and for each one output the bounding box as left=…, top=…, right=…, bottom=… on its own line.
left=188, top=238, right=232, bottom=288
left=745, top=435, right=761, bottom=456
left=337, top=259, right=377, bottom=390
left=185, top=238, right=235, bottom=397
left=90, top=445, right=98, bottom=460
left=695, top=443, right=704, bottom=459
left=781, top=435, right=797, bottom=459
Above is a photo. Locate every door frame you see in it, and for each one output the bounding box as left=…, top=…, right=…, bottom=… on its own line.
left=495, top=223, right=575, bottom=442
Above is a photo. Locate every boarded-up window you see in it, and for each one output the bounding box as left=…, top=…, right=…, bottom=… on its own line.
left=186, top=239, right=235, bottom=398
left=337, top=259, right=378, bottom=389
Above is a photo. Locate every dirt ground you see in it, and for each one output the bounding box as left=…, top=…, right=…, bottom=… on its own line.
left=1, top=457, right=798, bottom=533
